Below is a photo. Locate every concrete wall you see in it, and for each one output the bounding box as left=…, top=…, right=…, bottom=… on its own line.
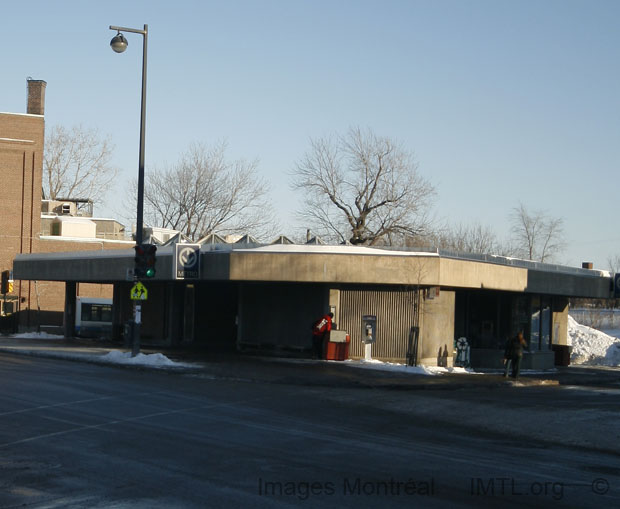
left=14, top=244, right=135, bottom=283
left=439, top=258, right=528, bottom=292
left=229, top=251, right=440, bottom=285
left=419, top=290, right=456, bottom=367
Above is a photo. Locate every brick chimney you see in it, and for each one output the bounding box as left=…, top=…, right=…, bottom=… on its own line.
left=27, top=79, right=47, bottom=115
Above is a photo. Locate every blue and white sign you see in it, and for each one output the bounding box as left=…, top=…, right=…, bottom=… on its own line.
left=174, top=243, right=200, bottom=280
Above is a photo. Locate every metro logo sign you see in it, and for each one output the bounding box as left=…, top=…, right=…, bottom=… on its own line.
left=174, top=244, right=200, bottom=280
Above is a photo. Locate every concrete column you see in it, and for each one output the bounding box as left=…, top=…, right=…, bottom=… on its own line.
left=112, top=284, right=123, bottom=341
left=419, top=290, right=456, bottom=367
left=166, top=282, right=184, bottom=345
left=64, top=282, right=76, bottom=339
left=552, top=297, right=569, bottom=346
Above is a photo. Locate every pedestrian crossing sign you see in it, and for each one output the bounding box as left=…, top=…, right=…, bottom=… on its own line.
left=130, top=282, right=148, bottom=301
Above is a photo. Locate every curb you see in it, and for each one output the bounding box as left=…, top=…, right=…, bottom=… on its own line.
left=2, top=343, right=617, bottom=391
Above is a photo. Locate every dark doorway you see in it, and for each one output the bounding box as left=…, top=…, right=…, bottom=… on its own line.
left=193, top=282, right=238, bottom=351
left=455, top=290, right=512, bottom=349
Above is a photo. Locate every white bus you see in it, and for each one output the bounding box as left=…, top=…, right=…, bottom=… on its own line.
left=75, top=297, right=113, bottom=338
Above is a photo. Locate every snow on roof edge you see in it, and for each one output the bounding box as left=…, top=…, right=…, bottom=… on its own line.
left=233, top=244, right=440, bottom=256
left=0, top=111, right=44, bottom=118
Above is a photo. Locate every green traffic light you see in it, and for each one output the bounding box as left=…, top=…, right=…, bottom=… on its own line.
left=145, top=267, right=155, bottom=278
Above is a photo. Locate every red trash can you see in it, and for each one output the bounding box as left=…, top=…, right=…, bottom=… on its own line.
left=325, top=331, right=350, bottom=361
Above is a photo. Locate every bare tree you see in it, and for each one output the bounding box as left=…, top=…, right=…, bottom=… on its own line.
left=608, top=255, right=620, bottom=274
left=509, top=202, right=565, bottom=262
left=427, top=222, right=500, bottom=254
left=140, top=141, right=278, bottom=241
left=43, top=125, right=117, bottom=202
left=291, top=127, right=435, bottom=245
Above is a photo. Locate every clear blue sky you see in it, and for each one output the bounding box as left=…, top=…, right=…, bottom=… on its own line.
left=2, top=0, right=619, bottom=270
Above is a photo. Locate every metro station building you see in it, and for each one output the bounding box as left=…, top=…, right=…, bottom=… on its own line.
left=13, top=243, right=613, bottom=369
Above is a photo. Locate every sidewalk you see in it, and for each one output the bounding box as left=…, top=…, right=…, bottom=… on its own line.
left=1, top=333, right=619, bottom=390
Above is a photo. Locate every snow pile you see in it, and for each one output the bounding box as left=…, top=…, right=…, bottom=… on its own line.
left=99, top=350, right=193, bottom=368
left=2, top=332, right=195, bottom=369
left=343, top=358, right=477, bottom=375
left=568, top=315, right=620, bottom=366
left=13, top=331, right=64, bottom=340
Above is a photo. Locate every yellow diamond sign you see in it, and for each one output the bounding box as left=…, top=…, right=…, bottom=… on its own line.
left=130, top=282, right=148, bottom=301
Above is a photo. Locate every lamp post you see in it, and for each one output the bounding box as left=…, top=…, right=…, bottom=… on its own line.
left=109, top=24, right=148, bottom=356
left=109, top=24, right=148, bottom=246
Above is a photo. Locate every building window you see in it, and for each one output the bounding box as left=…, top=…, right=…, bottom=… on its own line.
left=541, top=297, right=551, bottom=350
left=528, top=295, right=551, bottom=352
left=512, top=295, right=529, bottom=339
left=530, top=296, right=540, bottom=351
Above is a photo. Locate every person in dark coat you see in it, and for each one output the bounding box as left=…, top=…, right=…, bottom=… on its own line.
left=503, top=331, right=527, bottom=379
left=311, top=312, right=333, bottom=359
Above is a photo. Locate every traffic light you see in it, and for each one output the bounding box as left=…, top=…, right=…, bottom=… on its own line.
left=134, top=244, right=146, bottom=278
left=144, top=244, right=157, bottom=278
left=134, top=244, right=157, bottom=279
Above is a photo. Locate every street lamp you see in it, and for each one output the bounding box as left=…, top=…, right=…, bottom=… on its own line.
left=110, top=32, right=128, bottom=53
left=109, top=24, right=148, bottom=357
left=109, top=24, right=148, bottom=246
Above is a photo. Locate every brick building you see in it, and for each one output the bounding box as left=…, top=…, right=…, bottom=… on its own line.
left=1, top=79, right=133, bottom=330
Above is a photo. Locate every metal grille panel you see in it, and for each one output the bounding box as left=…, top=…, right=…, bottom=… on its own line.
left=340, top=288, right=418, bottom=360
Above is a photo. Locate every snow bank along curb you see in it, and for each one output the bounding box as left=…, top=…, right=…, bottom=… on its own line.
left=0, top=346, right=200, bottom=370
left=0, top=333, right=199, bottom=370
left=568, top=315, right=620, bottom=367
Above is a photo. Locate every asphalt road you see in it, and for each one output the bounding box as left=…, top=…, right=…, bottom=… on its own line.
left=0, top=353, right=618, bottom=508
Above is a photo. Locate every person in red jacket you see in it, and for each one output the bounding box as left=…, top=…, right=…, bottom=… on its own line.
left=311, top=312, right=333, bottom=359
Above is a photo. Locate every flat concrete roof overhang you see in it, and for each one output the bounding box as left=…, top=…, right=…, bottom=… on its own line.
left=12, top=245, right=613, bottom=299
